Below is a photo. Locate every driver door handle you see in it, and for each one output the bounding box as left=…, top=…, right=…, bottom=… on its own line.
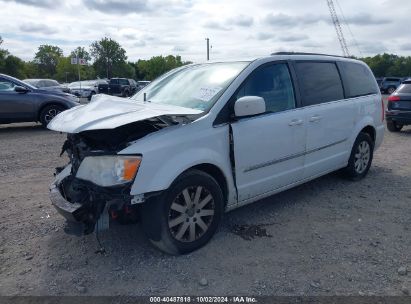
left=289, top=119, right=304, bottom=126
left=309, top=115, right=322, bottom=122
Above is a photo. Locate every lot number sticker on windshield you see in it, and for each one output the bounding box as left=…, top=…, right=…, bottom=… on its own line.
left=193, top=86, right=222, bottom=102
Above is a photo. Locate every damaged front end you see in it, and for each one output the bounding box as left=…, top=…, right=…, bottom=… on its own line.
left=49, top=117, right=179, bottom=235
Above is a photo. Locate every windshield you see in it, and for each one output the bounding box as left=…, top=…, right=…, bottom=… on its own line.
left=23, top=79, right=39, bottom=88
left=69, top=81, right=96, bottom=87
left=131, top=62, right=249, bottom=111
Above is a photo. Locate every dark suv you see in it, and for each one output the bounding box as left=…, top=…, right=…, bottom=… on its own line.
left=98, top=78, right=137, bottom=97
left=380, top=77, right=404, bottom=94
left=0, top=74, right=79, bottom=127
left=386, top=80, right=411, bottom=132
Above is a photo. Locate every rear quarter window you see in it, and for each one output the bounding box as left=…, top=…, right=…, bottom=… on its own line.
left=340, top=62, right=378, bottom=98
left=295, top=62, right=344, bottom=106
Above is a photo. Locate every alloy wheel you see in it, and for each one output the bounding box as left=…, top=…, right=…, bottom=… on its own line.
left=44, top=108, right=61, bottom=123
left=354, top=141, right=370, bottom=174
left=168, top=186, right=215, bottom=242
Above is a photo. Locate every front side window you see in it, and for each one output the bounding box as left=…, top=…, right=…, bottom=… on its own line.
left=341, top=62, right=378, bottom=98
left=236, top=63, right=296, bottom=113
left=131, top=62, right=249, bottom=111
left=296, top=62, right=344, bottom=106
left=0, top=78, right=16, bottom=92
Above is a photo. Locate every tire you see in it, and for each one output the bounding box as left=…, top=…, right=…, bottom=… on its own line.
left=387, top=121, right=403, bottom=132
left=141, top=169, right=224, bottom=255
left=387, top=87, right=396, bottom=94
left=88, top=91, right=96, bottom=101
left=342, top=132, right=374, bottom=181
left=39, top=104, right=64, bottom=127
left=122, top=90, right=130, bottom=97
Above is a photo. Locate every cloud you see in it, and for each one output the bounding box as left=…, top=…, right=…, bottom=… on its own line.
left=84, top=0, right=151, bottom=15
left=343, top=13, right=391, bottom=26
left=277, top=34, right=308, bottom=42
left=172, top=45, right=187, bottom=52
left=227, top=15, right=254, bottom=27
left=264, top=13, right=322, bottom=28
left=400, top=43, right=411, bottom=51
left=2, top=0, right=55, bottom=8
left=203, top=21, right=231, bottom=31
left=255, top=32, right=273, bottom=41
left=19, top=23, right=57, bottom=35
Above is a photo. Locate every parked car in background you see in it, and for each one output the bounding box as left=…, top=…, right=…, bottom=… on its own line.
left=375, top=77, right=383, bottom=87
left=68, top=79, right=108, bottom=100
left=136, top=81, right=151, bottom=91
left=0, top=74, right=79, bottom=127
left=386, top=80, right=411, bottom=132
left=48, top=54, right=384, bottom=254
left=98, top=78, right=137, bottom=97
left=379, top=77, right=404, bottom=94
left=23, top=79, right=70, bottom=93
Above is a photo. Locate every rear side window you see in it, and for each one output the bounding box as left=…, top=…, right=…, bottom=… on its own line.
left=295, top=62, right=344, bottom=106
left=119, top=79, right=129, bottom=85
left=340, top=62, right=378, bottom=98
left=397, top=83, right=411, bottom=93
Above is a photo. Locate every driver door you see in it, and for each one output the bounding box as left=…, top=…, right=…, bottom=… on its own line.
left=0, top=77, right=35, bottom=123
left=230, top=62, right=306, bottom=202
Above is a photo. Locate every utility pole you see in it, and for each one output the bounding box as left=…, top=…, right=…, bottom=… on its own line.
left=77, top=51, right=81, bottom=89
left=205, top=38, right=210, bottom=61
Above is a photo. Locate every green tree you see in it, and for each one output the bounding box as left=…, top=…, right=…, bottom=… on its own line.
left=70, top=46, right=91, bottom=63
left=90, top=37, right=127, bottom=78
left=2, top=55, right=25, bottom=78
left=34, top=45, right=63, bottom=78
left=135, top=55, right=189, bottom=80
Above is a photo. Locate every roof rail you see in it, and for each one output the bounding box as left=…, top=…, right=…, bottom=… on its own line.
left=271, top=51, right=347, bottom=58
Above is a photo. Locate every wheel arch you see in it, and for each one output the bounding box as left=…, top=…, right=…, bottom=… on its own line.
left=37, top=102, right=68, bottom=121
left=186, top=163, right=229, bottom=207
left=360, top=125, right=376, bottom=143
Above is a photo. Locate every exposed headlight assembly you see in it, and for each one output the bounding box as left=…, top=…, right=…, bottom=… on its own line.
left=76, top=156, right=141, bottom=187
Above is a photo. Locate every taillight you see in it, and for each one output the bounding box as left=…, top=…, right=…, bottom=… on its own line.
left=381, top=97, right=385, bottom=122
left=388, top=95, right=400, bottom=102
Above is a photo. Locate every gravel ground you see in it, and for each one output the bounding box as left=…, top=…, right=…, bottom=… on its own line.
left=0, top=104, right=410, bottom=296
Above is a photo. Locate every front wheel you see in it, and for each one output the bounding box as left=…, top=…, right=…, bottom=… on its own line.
left=39, top=105, right=64, bottom=127
left=141, top=170, right=224, bottom=255
left=342, top=132, right=374, bottom=181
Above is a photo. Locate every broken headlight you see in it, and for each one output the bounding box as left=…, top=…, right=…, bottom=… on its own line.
left=76, top=156, right=141, bottom=187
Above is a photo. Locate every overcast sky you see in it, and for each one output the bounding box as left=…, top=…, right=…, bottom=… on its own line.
left=1, top=0, right=410, bottom=63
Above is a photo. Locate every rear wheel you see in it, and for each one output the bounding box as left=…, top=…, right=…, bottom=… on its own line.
left=141, top=170, right=224, bottom=255
left=387, top=121, right=403, bottom=132
left=39, top=104, right=64, bottom=127
left=342, top=132, right=374, bottom=181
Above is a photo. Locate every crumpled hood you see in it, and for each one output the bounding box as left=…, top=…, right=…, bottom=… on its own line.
left=47, top=94, right=202, bottom=133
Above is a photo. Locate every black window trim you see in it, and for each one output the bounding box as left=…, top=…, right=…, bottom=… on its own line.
left=213, top=60, right=300, bottom=126
left=336, top=61, right=379, bottom=99
left=291, top=59, right=346, bottom=107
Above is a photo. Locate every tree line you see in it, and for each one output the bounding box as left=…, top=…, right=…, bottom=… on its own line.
left=2, top=35, right=411, bottom=82
left=0, top=36, right=190, bottom=83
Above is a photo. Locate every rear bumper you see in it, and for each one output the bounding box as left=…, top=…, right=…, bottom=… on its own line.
left=386, top=110, right=411, bottom=125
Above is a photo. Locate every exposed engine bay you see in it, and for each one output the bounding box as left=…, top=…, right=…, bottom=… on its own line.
left=52, top=115, right=191, bottom=235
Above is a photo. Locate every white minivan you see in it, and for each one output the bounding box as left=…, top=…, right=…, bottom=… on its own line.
left=49, top=53, right=384, bottom=254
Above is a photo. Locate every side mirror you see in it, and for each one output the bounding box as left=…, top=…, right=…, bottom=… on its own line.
left=234, top=96, right=266, bottom=117
left=14, top=86, right=30, bottom=94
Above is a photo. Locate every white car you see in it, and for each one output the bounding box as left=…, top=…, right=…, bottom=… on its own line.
left=48, top=53, right=384, bottom=254
left=68, top=79, right=108, bottom=100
